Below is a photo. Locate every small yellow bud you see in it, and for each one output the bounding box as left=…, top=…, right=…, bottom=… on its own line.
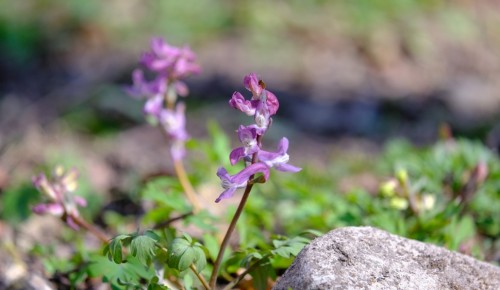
left=54, top=165, right=65, bottom=177
left=379, top=179, right=398, bottom=197
left=61, top=168, right=79, bottom=192
left=396, top=169, right=408, bottom=184
left=390, top=197, right=409, bottom=210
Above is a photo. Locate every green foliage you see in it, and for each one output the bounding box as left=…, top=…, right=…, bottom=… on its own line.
left=272, top=236, right=310, bottom=259
left=130, top=231, right=160, bottom=266
left=88, top=255, right=155, bottom=288
left=167, top=233, right=207, bottom=272
left=11, top=117, right=500, bottom=289
left=104, top=234, right=133, bottom=264
left=0, top=182, right=39, bottom=225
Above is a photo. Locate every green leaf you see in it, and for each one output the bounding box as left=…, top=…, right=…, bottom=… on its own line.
left=141, top=177, right=189, bottom=212
left=202, top=234, right=219, bottom=261
left=250, top=258, right=274, bottom=290
left=105, top=234, right=132, bottom=264
left=271, top=236, right=309, bottom=259
left=193, top=246, right=207, bottom=272
left=167, top=237, right=193, bottom=271
left=241, top=251, right=263, bottom=268
left=167, top=235, right=207, bottom=273
left=184, top=210, right=218, bottom=232
left=147, top=276, right=170, bottom=290
left=130, top=233, right=159, bottom=266
left=88, top=255, right=154, bottom=288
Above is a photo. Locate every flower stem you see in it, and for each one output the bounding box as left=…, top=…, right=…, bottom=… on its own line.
left=190, top=264, right=210, bottom=290
left=70, top=214, right=109, bottom=243
left=173, top=159, right=202, bottom=213
left=209, top=135, right=262, bottom=288
left=208, top=182, right=254, bottom=288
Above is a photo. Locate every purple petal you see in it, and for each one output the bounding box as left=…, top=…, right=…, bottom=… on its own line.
left=159, top=103, right=188, bottom=140
left=170, top=140, right=186, bottom=161
left=229, top=92, right=256, bottom=116
left=237, top=125, right=257, bottom=143
left=257, top=149, right=280, bottom=164
left=175, top=81, right=189, bottom=97
left=254, top=100, right=271, bottom=129
left=277, top=137, right=289, bottom=154
left=216, top=167, right=230, bottom=180
left=74, top=196, right=87, bottom=207
left=243, top=73, right=263, bottom=97
left=229, top=147, right=246, bottom=165
left=32, top=174, right=58, bottom=200
left=144, top=94, right=164, bottom=117
left=32, top=203, right=64, bottom=216
left=215, top=187, right=237, bottom=203
left=275, top=163, right=302, bottom=173
left=66, top=216, right=80, bottom=231
left=232, top=162, right=270, bottom=184
left=265, top=90, right=279, bottom=116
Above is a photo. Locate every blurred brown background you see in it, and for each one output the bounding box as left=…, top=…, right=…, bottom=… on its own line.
left=1, top=0, right=500, bottom=190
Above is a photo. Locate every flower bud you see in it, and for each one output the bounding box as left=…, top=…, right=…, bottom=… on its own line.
left=379, top=179, right=398, bottom=197
left=396, top=169, right=408, bottom=184
left=389, top=197, right=409, bottom=210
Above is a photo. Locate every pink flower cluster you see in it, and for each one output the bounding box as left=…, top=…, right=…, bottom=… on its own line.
left=215, top=73, right=301, bottom=203
left=32, top=167, right=87, bottom=230
left=127, top=37, right=200, bottom=160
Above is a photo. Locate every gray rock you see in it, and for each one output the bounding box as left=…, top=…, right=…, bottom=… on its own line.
left=274, top=227, right=500, bottom=290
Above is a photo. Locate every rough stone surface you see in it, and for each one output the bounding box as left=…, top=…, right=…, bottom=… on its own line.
left=273, top=227, right=500, bottom=290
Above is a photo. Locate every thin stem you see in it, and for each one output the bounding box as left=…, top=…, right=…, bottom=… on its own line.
left=209, top=183, right=254, bottom=288
left=209, top=136, right=262, bottom=288
left=400, top=179, right=418, bottom=215
left=222, top=254, right=271, bottom=290
left=153, top=211, right=193, bottom=230
left=190, top=264, right=210, bottom=290
left=173, top=159, right=202, bottom=213
left=70, top=214, right=109, bottom=243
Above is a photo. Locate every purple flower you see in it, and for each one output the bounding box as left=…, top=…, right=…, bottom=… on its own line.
left=244, top=73, right=264, bottom=97
left=32, top=173, right=59, bottom=200
left=215, top=163, right=270, bottom=202
left=257, top=138, right=301, bottom=172
left=263, top=90, right=279, bottom=116
left=144, top=94, right=164, bottom=117
left=229, top=92, right=258, bottom=116
left=228, top=74, right=280, bottom=123
left=229, top=125, right=260, bottom=165
left=126, top=69, right=166, bottom=99
left=32, top=203, right=64, bottom=216
left=170, top=139, right=187, bottom=161
left=32, top=167, right=87, bottom=230
left=159, top=103, right=188, bottom=141
left=254, top=99, right=271, bottom=131
left=140, top=37, right=200, bottom=78
left=141, top=37, right=180, bottom=72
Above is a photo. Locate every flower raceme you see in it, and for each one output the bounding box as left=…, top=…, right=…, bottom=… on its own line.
left=32, top=166, right=87, bottom=230
left=216, top=73, right=301, bottom=203
left=126, top=37, right=200, bottom=161
left=229, top=73, right=279, bottom=134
